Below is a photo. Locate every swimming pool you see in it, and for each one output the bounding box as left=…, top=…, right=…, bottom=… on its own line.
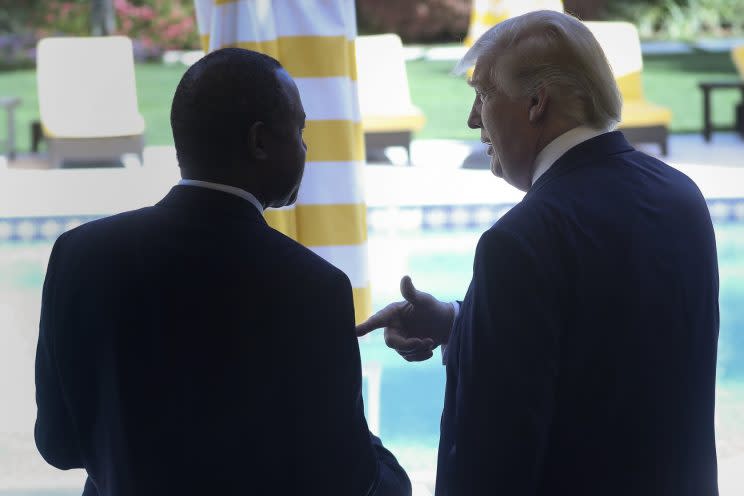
left=365, top=218, right=744, bottom=485
left=1, top=201, right=743, bottom=492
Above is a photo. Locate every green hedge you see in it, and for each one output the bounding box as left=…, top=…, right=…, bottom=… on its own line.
left=606, top=0, right=744, bottom=39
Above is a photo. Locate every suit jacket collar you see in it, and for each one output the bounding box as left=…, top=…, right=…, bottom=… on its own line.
left=157, top=185, right=268, bottom=225
left=526, top=131, right=634, bottom=199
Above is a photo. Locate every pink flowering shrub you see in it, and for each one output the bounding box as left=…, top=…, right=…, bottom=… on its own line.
left=114, top=0, right=199, bottom=52
left=18, top=0, right=198, bottom=51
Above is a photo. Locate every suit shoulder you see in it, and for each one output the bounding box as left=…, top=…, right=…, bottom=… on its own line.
left=598, top=150, right=709, bottom=214
left=60, top=207, right=157, bottom=244
left=641, top=153, right=706, bottom=198
left=483, top=193, right=573, bottom=266
left=489, top=196, right=550, bottom=241
left=261, top=226, right=350, bottom=289
left=478, top=220, right=533, bottom=256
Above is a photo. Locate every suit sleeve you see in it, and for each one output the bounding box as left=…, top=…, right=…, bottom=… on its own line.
left=293, top=271, right=411, bottom=496
left=441, top=301, right=461, bottom=365
left=35, top=233, right=83, bottom=470
left=454, top=228, right=560, bottom=495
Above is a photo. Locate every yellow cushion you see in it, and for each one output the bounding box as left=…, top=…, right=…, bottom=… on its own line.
left=616, top=71, right=644, bottom=102
left=41, top=114, right=145, bottom=139
left=618, top=100, right=672, bottom=128
left=584, top=21, right=670, bottom=128
left=362, top=112, right=426, bottom=134
left=732, top=45, right=744, bottom=79
left=466, top=0, right=564, bottom=46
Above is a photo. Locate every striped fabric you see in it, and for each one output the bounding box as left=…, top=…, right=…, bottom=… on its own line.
left=465, top=0, right=564, bottom=46
left=193, top=0, right=370, bottom=323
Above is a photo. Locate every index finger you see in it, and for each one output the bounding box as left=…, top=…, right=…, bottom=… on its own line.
left=355, top=302, right=402, bottom=337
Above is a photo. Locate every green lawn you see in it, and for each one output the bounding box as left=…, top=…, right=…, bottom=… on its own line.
left=0, top=51, right=740, bottom=153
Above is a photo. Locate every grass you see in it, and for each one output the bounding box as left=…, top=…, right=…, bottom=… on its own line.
left=0, top=51, right=740, bottom=153
left=642, top=52, right=741, bottom=132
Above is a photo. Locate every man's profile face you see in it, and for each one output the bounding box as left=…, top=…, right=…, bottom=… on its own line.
left=263, top=69, right=307, bottom=208
left=467, top=55, right=539, bottom=192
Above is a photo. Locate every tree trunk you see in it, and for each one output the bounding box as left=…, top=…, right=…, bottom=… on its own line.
left=90, top=0, right=115, bottom=36
left=563, top=0, right=606, bottom=20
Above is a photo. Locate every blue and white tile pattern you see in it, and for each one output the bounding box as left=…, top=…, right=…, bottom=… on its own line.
left=2, top=199, right=744, bottom=243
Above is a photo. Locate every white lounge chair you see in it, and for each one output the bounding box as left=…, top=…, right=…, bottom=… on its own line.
left=356, top=34, right=425, bottom=164
left=584, top=22, right=672, bottom=155
left=36, top=36, right=145, bottom=167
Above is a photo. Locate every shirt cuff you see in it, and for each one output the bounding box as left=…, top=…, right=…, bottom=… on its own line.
left=441, top=301, right=460, bottom=366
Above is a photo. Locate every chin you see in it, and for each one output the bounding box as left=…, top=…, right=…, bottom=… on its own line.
left=501, top=172, right=531, bottom=192
left=490, top=157, right=504, bottom=178
left=270, top=186, right=300, bottom=209
left=284, top=190, right=299, bottom=207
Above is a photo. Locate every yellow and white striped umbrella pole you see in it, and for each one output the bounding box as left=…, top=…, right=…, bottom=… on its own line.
left=194, top=0, right=370, bottom=322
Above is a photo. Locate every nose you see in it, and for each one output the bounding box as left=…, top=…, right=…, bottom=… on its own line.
left=467, top=98, right=482, bottom=129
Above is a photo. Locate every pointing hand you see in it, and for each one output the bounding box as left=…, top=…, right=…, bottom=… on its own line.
left=356, top=276, right=455, bottom=362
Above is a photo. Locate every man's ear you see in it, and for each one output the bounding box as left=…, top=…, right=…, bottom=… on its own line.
left=248, top=121, right=269, bottom=160
left=528, top=87, right=549, bottom=124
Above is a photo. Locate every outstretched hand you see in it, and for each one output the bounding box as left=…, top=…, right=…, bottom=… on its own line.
left=356, top=276, right=455, bottom=362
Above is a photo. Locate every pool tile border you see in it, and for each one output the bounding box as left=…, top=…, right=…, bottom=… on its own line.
left=2, top=199, right=744, bottom=242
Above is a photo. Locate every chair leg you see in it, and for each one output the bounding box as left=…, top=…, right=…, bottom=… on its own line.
left=31, top=121, right=43, bottom=153
left=405, top=131, right=413, bottom=166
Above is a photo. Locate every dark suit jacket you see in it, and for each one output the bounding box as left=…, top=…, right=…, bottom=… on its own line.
left=437, top=132, right=719, bottom=496
left=35, top=185, right=411, bottom=496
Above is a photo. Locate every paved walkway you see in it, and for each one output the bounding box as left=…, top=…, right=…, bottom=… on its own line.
left=2, top=133, right=743, bottom=220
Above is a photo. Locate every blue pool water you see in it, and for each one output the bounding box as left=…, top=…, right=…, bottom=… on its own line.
left=361, top=223, right=744, bottom=473
left=1, top=219, right=743, bottom=486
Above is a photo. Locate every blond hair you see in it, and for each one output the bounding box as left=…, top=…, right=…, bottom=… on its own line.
left=455, top=10, right=621, bottom=130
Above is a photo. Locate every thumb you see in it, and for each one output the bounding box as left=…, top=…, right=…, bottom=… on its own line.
left=400, top=275, right=419, bottom=305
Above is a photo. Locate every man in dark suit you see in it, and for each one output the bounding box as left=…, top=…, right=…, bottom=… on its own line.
left=357, top=11, right=719, bottom=496
left=35, top=48, right=411, bottom=496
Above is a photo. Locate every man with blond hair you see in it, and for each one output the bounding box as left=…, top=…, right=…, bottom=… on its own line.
left=358, top=10, right=719, bottom=496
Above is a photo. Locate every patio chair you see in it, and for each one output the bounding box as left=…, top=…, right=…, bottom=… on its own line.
left=732, top=45, right=744, bottom=77
left=465, top=0, right=564, bottom=46
left=36, top=36, right=145, bottom=167
left=356, top=34, right=425, bottom=164
left=732, top=45, right=744, bottom=137
left=585, top=22, right=672, bottom=155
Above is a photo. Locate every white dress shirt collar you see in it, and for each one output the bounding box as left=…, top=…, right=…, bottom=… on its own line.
left=177, top=179, right=264, bottom=213
left=531, top=126, right=609, bottom=186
